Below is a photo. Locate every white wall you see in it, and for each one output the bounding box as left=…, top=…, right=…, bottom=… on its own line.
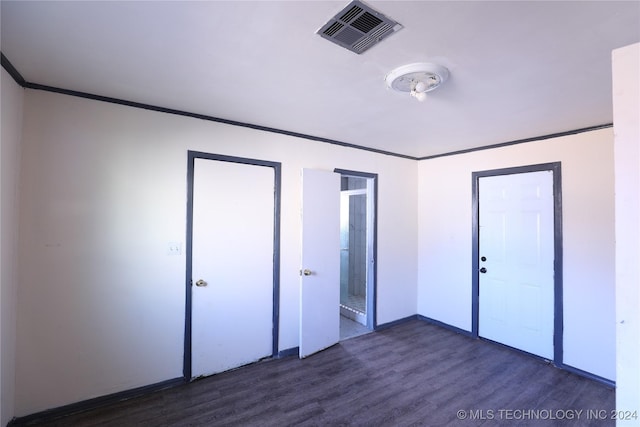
left=1, top=67, right=24, bottom=426
left=613, top=43, right=640, bottom=424
left=15, top=89, right=418, bottom=416
left=417, top=127, right=616, bottom=381
left=13, top=56, right=626, bottom=418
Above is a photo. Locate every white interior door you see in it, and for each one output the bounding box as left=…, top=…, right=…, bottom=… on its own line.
left=300, top=168, right=340, bottom=358
left=191, top=158, right=274, bottom=378
left=478, top=171, right=554, bottom=359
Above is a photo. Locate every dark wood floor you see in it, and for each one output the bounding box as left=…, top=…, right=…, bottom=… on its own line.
left=24, top=319, right=614, bottom=426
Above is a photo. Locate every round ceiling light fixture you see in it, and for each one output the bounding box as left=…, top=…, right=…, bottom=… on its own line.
left=385, top=63, right=450, bottom=102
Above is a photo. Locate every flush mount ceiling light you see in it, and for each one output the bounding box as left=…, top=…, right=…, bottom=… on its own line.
left=385, top=63, right=450, bottom=102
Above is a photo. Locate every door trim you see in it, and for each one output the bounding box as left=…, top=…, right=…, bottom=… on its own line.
left=184, top=151, right=281, bottom=380
left=471, top=162, right=563, bottom=365
left=334, top=168, right=378, bottom=329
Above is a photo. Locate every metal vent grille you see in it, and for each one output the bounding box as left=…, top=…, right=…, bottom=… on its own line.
left=317, top=0, right=402, bottom=54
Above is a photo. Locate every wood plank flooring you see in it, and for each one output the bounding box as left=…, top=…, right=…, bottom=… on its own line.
left=23, top=319, right=614, bottom=426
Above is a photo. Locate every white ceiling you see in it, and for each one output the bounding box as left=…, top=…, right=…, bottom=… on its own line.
left=1, top=1, right=639, bottom=158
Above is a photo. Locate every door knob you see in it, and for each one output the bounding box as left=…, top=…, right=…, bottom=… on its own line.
left=301, top=269, right=313, bottom=276
left=481, top=256, right=487, bottom=262
left=479, top=267, right=487, bottom=274
left=195, top=279, right=207, bottom=287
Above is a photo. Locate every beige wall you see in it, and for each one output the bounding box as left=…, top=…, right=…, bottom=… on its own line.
left=613, top=42, right=640, bottom=423
left=15, top=89, right=418, bottom=416
left=417, top=127, right=616, bottom=381
left=1, top=67, right=24, bottom=426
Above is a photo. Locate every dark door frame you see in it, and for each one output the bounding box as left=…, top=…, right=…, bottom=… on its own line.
left=471, top=162, right=563, bottom=365
left=334, top=168, right=378, bottom=330
left=184, top=150, right=282, bottom=380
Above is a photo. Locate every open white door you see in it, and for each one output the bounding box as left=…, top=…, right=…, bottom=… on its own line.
left=478, top=171, right=554, bottom=359
left=191, top=158, right=274, bottom=377
left=300, top=169, right=340, bottom=358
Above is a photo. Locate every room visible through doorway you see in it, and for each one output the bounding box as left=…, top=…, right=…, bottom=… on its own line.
left=338, top=171, right=376, bottom=340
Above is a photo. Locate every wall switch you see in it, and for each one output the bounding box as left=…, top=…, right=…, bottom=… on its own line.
left=167, top=241, right=182, bottom=255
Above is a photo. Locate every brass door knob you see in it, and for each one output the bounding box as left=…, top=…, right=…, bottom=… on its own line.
left=301, top=269, right=313, bottom=276
left=195, top=279, right=207, bottom=287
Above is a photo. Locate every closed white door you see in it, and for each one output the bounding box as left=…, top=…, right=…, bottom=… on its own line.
left=299, top=169, right=340, bottom=358
left=191, top=158, right=274, bottom=378
left=478, top=171, right=554, bottom=359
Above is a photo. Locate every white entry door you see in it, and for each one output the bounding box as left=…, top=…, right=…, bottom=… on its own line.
left=299, top=169, right=340, bottom=358
left=191, top=158, right=274, bottom=378
left=478, top=171, right=554, bottom=359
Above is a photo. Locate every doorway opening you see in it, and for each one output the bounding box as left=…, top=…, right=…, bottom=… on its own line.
left=336, top=170, right=377, bottom=340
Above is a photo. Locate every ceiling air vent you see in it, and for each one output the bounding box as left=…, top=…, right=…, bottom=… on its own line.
left=317, top=0, right=402, bottom=54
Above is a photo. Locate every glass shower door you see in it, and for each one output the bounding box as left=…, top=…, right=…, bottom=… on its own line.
left=339, top=176, right=368, bottom=325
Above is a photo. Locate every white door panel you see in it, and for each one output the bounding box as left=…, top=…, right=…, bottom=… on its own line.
left=300, top=169, right=340, bottom=358
left=192, top=158, right=274, bottom=377
left=478, top=171, right=554, bottom=359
